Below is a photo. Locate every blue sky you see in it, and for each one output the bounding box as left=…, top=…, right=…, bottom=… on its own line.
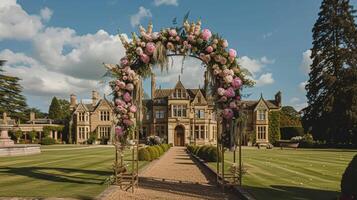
left=1, top=0, right=356, bottom=112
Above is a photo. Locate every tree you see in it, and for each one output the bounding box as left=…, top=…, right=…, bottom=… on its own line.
left=303, top=0, right=357, bottom=144
left=48, top=97, right=62, bottom=120
left=58, top=99, right=71, bottom=120
left=0, top=60, right=27, bottom=121
left=280, top=106, right=302, bottom=127
left=269, top=111, right=281, bottom=144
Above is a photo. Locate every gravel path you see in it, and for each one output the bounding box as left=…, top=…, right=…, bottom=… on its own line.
left=108, top=147, right=238, bottom=200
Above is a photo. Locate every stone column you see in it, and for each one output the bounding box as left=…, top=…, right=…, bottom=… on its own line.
left=49, top=130, right=53, bottom=138
left=54, top=131, right=58, bottom=140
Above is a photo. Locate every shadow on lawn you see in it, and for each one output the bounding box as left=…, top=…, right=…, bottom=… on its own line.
left=0, top=167, right=111, bottom=185
left=244, top=185, right=339, bottom=200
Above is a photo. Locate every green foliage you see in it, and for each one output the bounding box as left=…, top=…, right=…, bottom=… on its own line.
left=153, top=145, right=164, bottom=156
left=160, top=144, right=170, bottom=151
left=269, top=111, right=281, bottom=144
left=42, top=126, right=64, bottom=138
left=9, top=130, right=22, bottom=143
left=280, top=127, right=304, bottom=140
left=341, top=154, right=357, bottom=198
left=0, top=62, right=27, bottom=121
left=299, top=134, right=314, bottom=148
left=48, top=97, right=61, bottom=120
left=280, top=106, right=302, bottom=127
left=138, top=148, right=152, bottom=161
left=100, top=137, right=109, bottom=145
left=40, top=137, right=56, bottom=145
left=187, top=145, right=220, bottom=162
left=303, top=0, right=357, bottom=145
left=87, top=132, right=98, bottom=144
left=146, top=146, right=159, bottom=160
left=27, top=130, right=37, bottom=142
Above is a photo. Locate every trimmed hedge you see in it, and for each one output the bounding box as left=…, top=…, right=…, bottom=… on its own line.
left=138, top=148, right=151, bottom=161
left=280, top=127, right=304, bottom=140
left=187, top=145, right=220, bottom=162
left=40, top=137, right=56, bottom=145
left=139, top=144, right=171, bottom=161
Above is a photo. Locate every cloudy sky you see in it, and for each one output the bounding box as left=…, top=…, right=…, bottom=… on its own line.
left=1, top=0, right=355, bottom=112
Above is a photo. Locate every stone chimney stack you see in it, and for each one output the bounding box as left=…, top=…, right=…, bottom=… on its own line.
left=92, top=90, right=100, bottom=106
left=151, top=73, right=156, bottom=99
left=70, top=94, right=77, bottom=111
left=30, top=112, right=35, bottom=121
left=275, top=91, right=282, bottom=107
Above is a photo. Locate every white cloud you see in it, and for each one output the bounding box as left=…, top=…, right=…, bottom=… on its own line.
left=289, top=97, right=300, bottom=104
left=0, top=0, right=43, bottom=40
left=292, top=102, right=307, bottom=112
left=301, top=50, right=312, bottom=74
left=262, top=32, right=273, bottom=39
left=238, top=56, right=275, bottom=87
left=255, top=73, right=274, bottom=86
left=130, top=6, right=152, bottom=27
left=154, top=0, right=178, bottom=6
left=299, top=81, right=307, bottom=93
left=40, top=7, right=53, bottom=22
left=153, top=56, right=205, bottom=88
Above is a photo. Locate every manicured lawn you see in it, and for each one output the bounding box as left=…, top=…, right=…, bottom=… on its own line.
left=208, top=147, right=356, bottom=200
left=0, top=145, right=148, bottom=199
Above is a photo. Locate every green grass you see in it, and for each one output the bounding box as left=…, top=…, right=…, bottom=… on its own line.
left=208, top=147, right=357, bottom=200
left=40, top=144, right=89, bottom=149
left=0, top=146, right=148, bottom=199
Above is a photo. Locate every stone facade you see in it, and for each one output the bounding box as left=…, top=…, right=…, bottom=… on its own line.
left=70, top=91, right=115, bottom=144
left=142, top=75, right=217, bottom=146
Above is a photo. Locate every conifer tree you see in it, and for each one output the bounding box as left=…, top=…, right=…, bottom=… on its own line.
left=303, top=0, right=357, bottom=144
left=0, top=60, right=28, bottom=121
left=48, top=97, right=61, bottom=120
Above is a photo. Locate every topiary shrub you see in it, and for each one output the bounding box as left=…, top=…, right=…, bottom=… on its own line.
left=160, top=144, right=168, bottom=152
left=147, top=146, right=159, bottom=159
left=154, top=145, right=164, bottom=156
left=187, top=145, right=195, bottom=153
left=193, top=146, right=201, bottom=155
left=138, top=148, right=152, bottom=161
left=40, top=137, right=56, bottom=145
left=340, top=154, right=357, bottom=199
left=207, top=146, right=221, bottom=162
left=198, top=145, right=210, bottom=160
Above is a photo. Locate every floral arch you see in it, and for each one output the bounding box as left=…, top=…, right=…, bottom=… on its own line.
left=105, top=20, right=252, bottom=149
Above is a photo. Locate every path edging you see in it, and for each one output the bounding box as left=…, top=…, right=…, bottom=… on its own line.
left=187, top=150, right=256, bottom=200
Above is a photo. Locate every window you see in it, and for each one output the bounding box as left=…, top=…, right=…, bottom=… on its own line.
left=257, top=126, right=267, bottom=140
left=78, top=127, right=87, bottom=139
left=146, top=112, right=151, bottom=120
left=78, top=112, right=86, bottom=122
left=100, top=111, right=110, bottom=121
left=200, top=125, right=205, bottom=139
left=258, top=110, right=266, bottom=121
left=194, top=125, right=199, bottom=139
left=172, top=105, right=187, bottom=117
left=172, top=89, right=186, bottom=98
left=195, top=109, right=205, bottom=118
left=155, top=125, right=166, bottom=137
left=99, top=126, right=111, bottom=138
left=213, top=126, right=217, bottom=140
left=155, top=110, right=165, bottom=119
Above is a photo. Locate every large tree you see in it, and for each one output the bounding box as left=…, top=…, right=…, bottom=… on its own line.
left=303, top=0, right=357, bottom=144
left=0, top=60, right=27, bottom=121
left=48, top=97, right=62, bottom=120
left=280, top=106, right=302, bottom=127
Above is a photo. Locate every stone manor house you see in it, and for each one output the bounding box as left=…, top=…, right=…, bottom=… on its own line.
left=69, top=79, right=281, bottom=146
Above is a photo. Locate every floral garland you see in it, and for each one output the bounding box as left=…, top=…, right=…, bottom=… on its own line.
left=106, top=20, right=253, bottom=145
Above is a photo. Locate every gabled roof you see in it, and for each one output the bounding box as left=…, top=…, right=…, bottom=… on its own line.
left=74, top=98, right=114, bottom=113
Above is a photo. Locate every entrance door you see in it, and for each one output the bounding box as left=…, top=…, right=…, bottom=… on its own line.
left=174, top=126, right=185, bottom=146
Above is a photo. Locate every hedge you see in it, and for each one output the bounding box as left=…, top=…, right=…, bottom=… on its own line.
left=280, top=127, right=304, bottom=140
left=154, top=145, right=164, bottom=156
left=138, top=148, right=152, bottom=161
left=140, top=144, right=171, bottom=161
left=187, top=145, right=220, bottom=162
left=269, top=111, right=281, bottom=144
left=40, top=137, right=56, bottom=145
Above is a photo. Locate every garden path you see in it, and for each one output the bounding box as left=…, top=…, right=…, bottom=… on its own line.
left=109, top=147, right=238, bottom=200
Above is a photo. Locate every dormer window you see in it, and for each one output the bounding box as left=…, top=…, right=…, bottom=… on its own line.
left=78, top=112, right=86, bottom=122
left=257, top=110, right=266, bottom=120
left=100, top=110, right=110, bottom=121
left=173, top=89, right=185, bottom=98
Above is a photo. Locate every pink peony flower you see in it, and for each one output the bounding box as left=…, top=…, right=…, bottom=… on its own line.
left=129, top=105, right=137, bottom=113
left=223, top=40, right=229, bottom=48
left=123, top=92, right=132, bottom=102
left=125, top=83, right=134, bottom=91
left=224, top=75, right=233, bottom=83
left=206, top=46, right=213, bottom=53
left=235, top=95, right=241, bottom=101
left=145, top=42, right=156, bottom=55
left=115, top=99, right=126, bottom=107
left=136, top=47, right=143, bottom=55
left=201, top=29, right=212, bottom=41
left=231, top=77, right=242, bottom=89
left=220, top=57, right=227, bottom=65
left=117, top=81, right=126, bottom=89
left=123, top=119, right=134, bottom=126
left=140, top=53, right=150, bottom=64
left=213, top=69, right=220, bottom=75
left=224, top=87, right=235, bottom=98
left=217, top=88, right=225, bottom=96
left=115, top=126, right=124, bottom=137
left=120, top=57, right=128, bottom=66
left=114, top=86, right=120, bottom=91
left=123, top=76, right=128, bottom=81
left=219, top=96, right=227, bottom=102
left=188, top=34, right=195, bottom=42
left=229, top=49, right=237, bottom=58
left=175, top=36, right=180, bottom=41
left=223, top=108, right=234, bottom=119
left=169, top=29, right=177, bottom=37
left=229, top=101, right=237, bottom=109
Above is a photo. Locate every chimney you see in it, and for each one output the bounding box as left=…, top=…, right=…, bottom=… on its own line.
left=92, top=90, right=100, bottom=106
left=151, top=73, right=156, bottom=99
left=275, top=91, right=282, bottom=107
left=30, top=112, right=35, bottom=121
left=70, top=94, right=77, bottom=110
